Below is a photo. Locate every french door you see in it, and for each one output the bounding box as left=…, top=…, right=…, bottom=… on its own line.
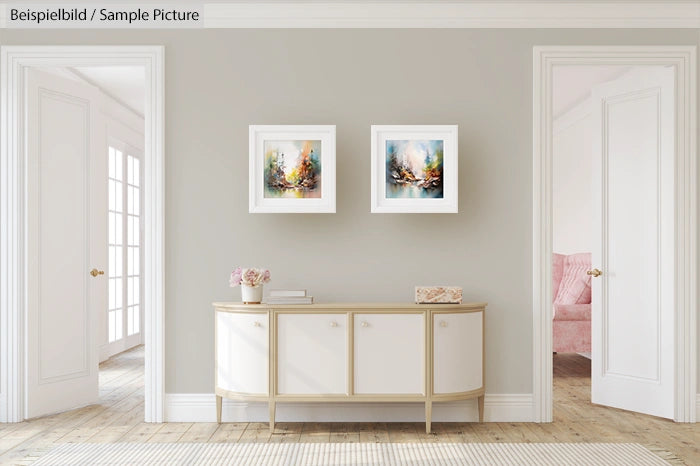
left=106, top=139, right=144, bottom=357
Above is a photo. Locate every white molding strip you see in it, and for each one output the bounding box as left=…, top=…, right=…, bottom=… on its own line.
left=165, top=393, right=534, bottom=423
left=202, top=2, right=700, bottom=29
left=532, top=46, right=697, bottom=423
left=0, top=46, right=165, bottom=423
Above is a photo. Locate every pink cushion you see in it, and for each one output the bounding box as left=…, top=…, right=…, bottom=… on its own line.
left=554, top=253, right=592, bottom=305
left=553, top=303, right=591, bottom=321
left=552, top=253, right=566, bottom=299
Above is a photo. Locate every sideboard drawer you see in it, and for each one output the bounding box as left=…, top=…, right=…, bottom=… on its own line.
left=216, top=312, right=268, bottom=395
left=354, top=313, right=424, bottom=394
left=277, top=313, right=347, bottom=395
left=433, top=311, right=483, bottom=394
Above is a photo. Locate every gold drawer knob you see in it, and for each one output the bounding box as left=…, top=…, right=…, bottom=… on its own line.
left=253, top=321, right=261, bottom=327
left=90, top=268, right=104, bottom=277
left=440, top=321, right=448, bottom=328
left=361, top=321, right=369, bottom=328
left=329, top=321, right=338, bottom=328
left=586, top=268, right=603, bottom=277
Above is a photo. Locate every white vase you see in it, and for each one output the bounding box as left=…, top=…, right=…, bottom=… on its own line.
left=241, top=285, right=263, bottom=304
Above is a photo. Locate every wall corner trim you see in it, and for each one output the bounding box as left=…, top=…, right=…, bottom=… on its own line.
left=164, top=393, right=535, bottom=423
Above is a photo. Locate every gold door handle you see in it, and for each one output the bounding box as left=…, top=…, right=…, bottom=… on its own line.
left=586, top=268, right=602, bottom=277
left=90, top=268, right=105, bottom=277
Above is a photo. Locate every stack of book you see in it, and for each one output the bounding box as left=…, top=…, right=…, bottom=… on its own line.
left=264, top=289, right=314, bottom=305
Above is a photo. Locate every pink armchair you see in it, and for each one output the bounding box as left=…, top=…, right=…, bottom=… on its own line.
left=552, top=253, right=591, bottom=353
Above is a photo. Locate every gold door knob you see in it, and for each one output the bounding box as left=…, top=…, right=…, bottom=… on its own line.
left=586, top=268, right=602, bottom=277
left=90, top=268, right=105, bottom=277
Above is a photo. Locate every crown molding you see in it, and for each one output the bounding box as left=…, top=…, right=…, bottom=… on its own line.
left=202, top=2, right=700, bottom=29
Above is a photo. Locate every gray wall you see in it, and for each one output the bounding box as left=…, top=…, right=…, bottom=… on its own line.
left=1, top=29, right=698, bottom=396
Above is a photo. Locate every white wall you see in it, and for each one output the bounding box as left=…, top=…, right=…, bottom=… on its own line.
left=553, top=100, right=593, bottom=255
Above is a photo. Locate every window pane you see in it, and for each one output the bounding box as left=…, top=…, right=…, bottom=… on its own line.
left=133, top=279, right=139, bottom=305
left=115, top=181, right=123, bottom=213
left=115, top=308, right=123, bottom=340
left=133, top=188, right=139, bottom=215
left=108, top=246, right=115, bottom=277
left=108, top=212, right=115, bottom=245
left=133, top=158, right=140, bottom=187
left=115, top=278, right=122, bottom=309
left=133, top=247, right=139, bottom=275
left=108, top=278, right=115, bottom=310
left=115, top=213, right=122, bottom=245
left=133, top=217, right=140, bottom=246
left=115, top=246, right=122, bottom=276
left=115, top=150, right=123, bottom=181
left=127, top=216, right=133, bottom=245
left=109, top=147, right=115, bottom=179
left=109, top=311, right=115, bottom=342
left=108, top=179, right=115, bottom=211
left=133, top=305, right=139, bottom=333
left=127, top=155, right=134, bottom=185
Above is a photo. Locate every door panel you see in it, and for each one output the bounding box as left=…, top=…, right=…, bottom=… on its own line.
left=433, top=312, right=482, bottom=394
left=354, top=313, right=424, bottom=394
left=591, top=66, right=674, bottom=419
left=26, top=69, right=102, bottom=418
left=277, top=313, right=346, bottom=395
left=216, top=312, right=268, bottom=395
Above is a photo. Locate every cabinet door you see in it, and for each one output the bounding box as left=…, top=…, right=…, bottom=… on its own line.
left=433, top=311, right=483, bottom=394
left=216, top=312, right=268, bottom=395
left=354, top=313, right=424, bottom=394
left=277, top=313, right=347, bottom=395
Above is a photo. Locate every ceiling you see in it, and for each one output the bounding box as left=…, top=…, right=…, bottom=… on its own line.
left=71, top=66, right=145, bottom=117
left=552, top=65, right=632, bottom=118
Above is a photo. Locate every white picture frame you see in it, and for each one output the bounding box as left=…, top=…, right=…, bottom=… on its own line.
left=371, top=125, right=458, bottom=213
left=249, top=125, right=336, bottom=213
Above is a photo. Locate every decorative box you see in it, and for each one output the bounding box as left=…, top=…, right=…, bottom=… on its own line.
left=415, top=286, right=463, bottom=304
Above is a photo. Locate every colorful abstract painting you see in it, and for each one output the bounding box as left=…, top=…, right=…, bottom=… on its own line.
left=385, top=140, right=444, bottom=199
left=263, top=140, right=322, bottom=198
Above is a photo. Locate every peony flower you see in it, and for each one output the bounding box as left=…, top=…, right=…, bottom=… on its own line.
left=230, top=267, right=271, bottom=287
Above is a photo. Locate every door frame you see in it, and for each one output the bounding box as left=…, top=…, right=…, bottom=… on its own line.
left=532, top=46, right=697, bottom=422
left=0, top=46, right=165, bottom=423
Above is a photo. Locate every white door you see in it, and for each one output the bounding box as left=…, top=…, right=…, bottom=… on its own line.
left=590, top=66, right=674, bottom=419
left=26, top=69, right=105, bottom=418
left=354, top=313, right=424, bottom=394
left=277, top=314, right=346, bottom=395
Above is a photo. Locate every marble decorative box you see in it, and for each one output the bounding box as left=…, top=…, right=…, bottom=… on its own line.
left=415, top=286, right=463, bottom=304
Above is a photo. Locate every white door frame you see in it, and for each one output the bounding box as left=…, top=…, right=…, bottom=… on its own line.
left=0, top=46, right=165, bottom=423
left=532, top=46, right=697, bottom=422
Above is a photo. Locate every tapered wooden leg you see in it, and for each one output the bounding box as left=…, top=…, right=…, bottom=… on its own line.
left=216, top=395, right=222, bottom=423
left=477, top=395, right=484, bottom=423
left=269, top=400, right=276, bottom=432
left=425, top=400, right=432, bottom=434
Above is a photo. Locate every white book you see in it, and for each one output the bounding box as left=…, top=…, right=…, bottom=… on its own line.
left=268, top=289, right=307, bottom=297
left=264, top=296, right=314, bottom=304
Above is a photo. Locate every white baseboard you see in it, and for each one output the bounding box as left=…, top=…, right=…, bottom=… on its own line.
left=165, top=393, right=534, bottom=423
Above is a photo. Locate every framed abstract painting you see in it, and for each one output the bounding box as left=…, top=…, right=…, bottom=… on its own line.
left=371, top=125, right=458, bottom=213
left=249, top=125, right=336, bottom=213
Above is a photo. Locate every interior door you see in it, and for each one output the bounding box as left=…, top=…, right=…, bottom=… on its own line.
left=590, top=66, right=674, bottom=419
left=26, top=69, right=104, bottom=418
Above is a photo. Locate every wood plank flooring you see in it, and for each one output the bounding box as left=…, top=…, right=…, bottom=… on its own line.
left=0, top=348, right=697, bottom=464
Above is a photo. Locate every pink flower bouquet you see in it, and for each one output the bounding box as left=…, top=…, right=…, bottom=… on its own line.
left=229, top=267, right=271, bottom=288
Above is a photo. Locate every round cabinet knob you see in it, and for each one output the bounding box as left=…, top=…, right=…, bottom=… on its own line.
left=440, top=321, right=448, bottom=328
left=253, top=321, right=261, bottom=327
left=329, top=321, right=338, bottom=328
left=361, top=321, right=369, bottom=328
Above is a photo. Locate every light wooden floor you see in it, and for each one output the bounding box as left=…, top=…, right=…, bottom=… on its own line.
left=0, top=348, right=697, bottom=465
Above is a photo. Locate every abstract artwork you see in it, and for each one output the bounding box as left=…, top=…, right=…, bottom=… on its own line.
left=385, top=140, right=444, bottom=199
left=249, top=125, right=335, bottom=213
left=371, top=125, right=458, bottom=213
left=264, top=140, right=322, bottom=199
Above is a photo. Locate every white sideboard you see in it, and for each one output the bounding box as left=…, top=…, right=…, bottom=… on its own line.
left=213, top=302, right=486, bottom=433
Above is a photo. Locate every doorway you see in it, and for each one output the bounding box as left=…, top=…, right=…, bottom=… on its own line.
left=532, top=46, right=697, bottom=423
left=0, top=46, right=164, bottom=423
